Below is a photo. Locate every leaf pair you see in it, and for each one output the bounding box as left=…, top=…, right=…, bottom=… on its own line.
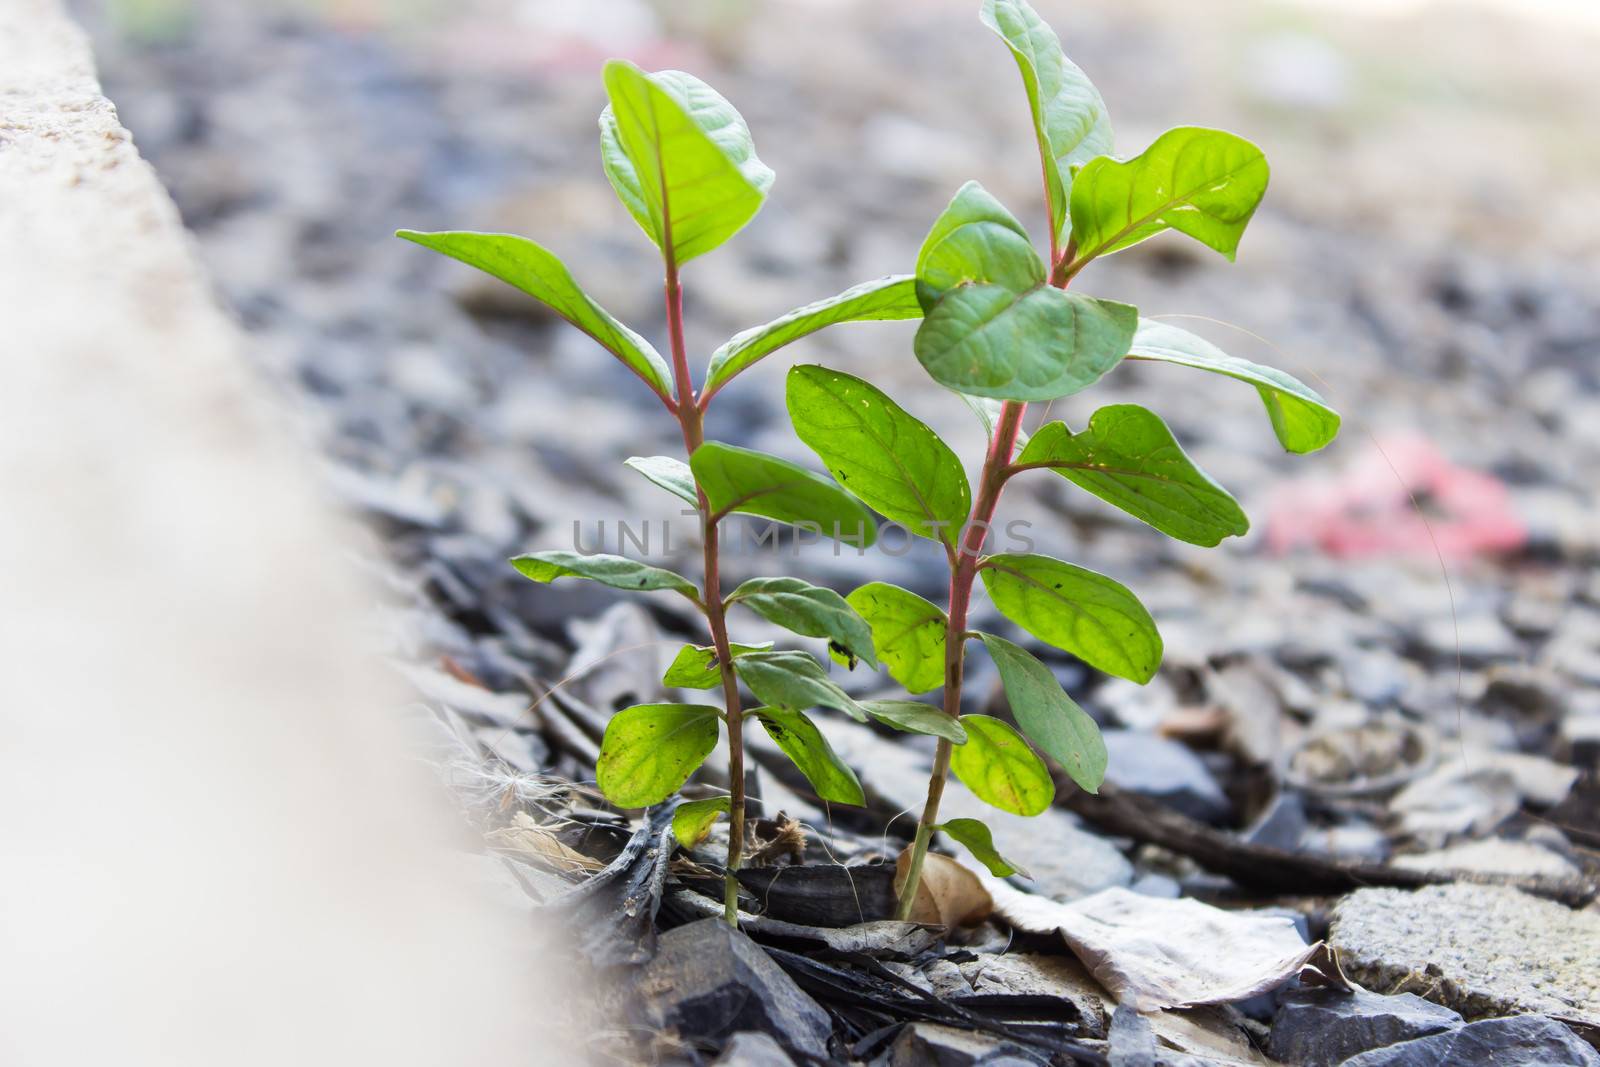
left=399, top=64, right=769, bottom=404
left=603, top=652, right=869, bottom=811
left=600, top=57, right=923, bottom=399
left=731, top=650, right=867, bottom=806
left=981, top=0, right=1268, bottom=274
left=402, top=63, right=922, bottom=411
left=841, top=581, right=1109, bottom=804
left=980, top=0, right=1113, bottom=246
left=912, top=182, right=1136, bottom=402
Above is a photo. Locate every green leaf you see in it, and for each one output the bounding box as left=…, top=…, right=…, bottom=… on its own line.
left=1126, top=320, right=1340, bottom=454
left=860, top=699, right=967, bottom=743
left=980, top=553, right=1162, bottom=683
left=753, top=706, right=866, bottom=806
left=726, top=576, right=879, bottom=670
left=732, top=650, right=867, bottom=723
left=786, top=365, right=970, bottom=543
left=1013, top=405, right=1249, bottom=547
left=1066, top=127, right=1269, bottom=271
left=948, top=714, right=1055, bottom=816
left=662, top=641, right=772, bottom=690
left=915, top=284, right=1137, bottom=402
left=977, top=633, right=1106, bottom=793
left=979, top=0, right=1113, bottom=244
left=624, top=455, right=698, bottom=505
left=690, top=441, right=876, bottom=546
left=396, top=230, right=672, bottom=398
left=596, top=703, right=721, bottom=807
left=936, top=817, right=1028, bottom=878
left=672, top=796, right=729, bottom=846
left=599, top=61, right=774, bottom=264
left=845, top=582, right=948, bottom=695
left=704, top=276, right=923, bottom=397
left=915, top=181, right=1044, bottom=308
left=509, top=551, right=700, bottom=602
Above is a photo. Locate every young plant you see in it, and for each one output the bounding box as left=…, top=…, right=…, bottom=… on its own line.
left=397, top=61, right=926, bottom=925
left=787, top=0, right=1342, bottom=917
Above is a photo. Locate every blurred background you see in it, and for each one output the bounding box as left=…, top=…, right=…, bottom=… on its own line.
left=68, top=0, right=1600, bottom=929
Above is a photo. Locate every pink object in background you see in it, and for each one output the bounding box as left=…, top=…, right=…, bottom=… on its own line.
left=1266, top=434, right=1526, bottom=559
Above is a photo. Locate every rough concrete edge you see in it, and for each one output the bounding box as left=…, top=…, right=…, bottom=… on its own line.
left=1328, top=884, right=1600, bottom=1049
left=0, top=3, right=574, bottom=1062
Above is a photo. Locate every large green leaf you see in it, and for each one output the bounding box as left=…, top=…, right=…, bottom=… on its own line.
left=662, top=641, right=771, bottom=690
left=672, top=796, right=729, bottom=846
left=948, top=714, right=1055, bottom=816
left=509, top=551, right=700, bottom=602
left=1126, top=320, right=1340, bottom=454
left=704, top=276, right=922, bottom=397
left=732, top=651, right=867, bottom=722
left=915, top=284, right=1137, bottom=401
left=787, top=366, right=970, bottom=543
left=980, top=553, right=1161, bottom=683
left=915, top=181, right=1044, bottom=308
left=977, top=633, right=1106, bottom=793
left=859, top=699, right=968, bottom=743
left=596, top=703, right=721, bottom=807
left=846, top=582, right=948, bottom=695
left=690, top=441, right=876, bottom=546
left=753, top=705, right=866, bottom=806
left=937, top=817, right=1028, bottom=878
left=1065, top=126, right=1269, bottom=272
left=726, top=576, right=878, bottom=670
left=1013, top=405, right=1249, bottom=547
left=624, top=455, right=698, bottom=505
left=396, top=230, right=672, bottom=398
left=599, top=61, right=774, bottom=264
left=979, top=0, right=1113, bottom=244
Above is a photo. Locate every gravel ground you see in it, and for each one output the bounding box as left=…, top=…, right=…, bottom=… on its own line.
left=80, top=0, right=1600, bottom=1061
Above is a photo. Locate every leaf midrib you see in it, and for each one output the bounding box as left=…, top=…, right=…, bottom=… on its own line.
left=1069, top=144, right=1264, bottom=270
left=982, top=560, right=1149, bottom=670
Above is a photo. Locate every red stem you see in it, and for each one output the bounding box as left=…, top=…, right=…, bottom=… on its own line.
left=895, top=399, right=1025, bottom=917
left=898, top=186, right=1077, bottom=912
left=664, top=259, right=746, bottom=926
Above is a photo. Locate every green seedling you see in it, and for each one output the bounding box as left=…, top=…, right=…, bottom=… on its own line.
left=787, top=0, right=1340, bottom=917
left=398, top=60, right=924, bottom=925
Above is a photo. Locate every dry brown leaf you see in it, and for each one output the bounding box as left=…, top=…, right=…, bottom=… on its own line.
left=981, top=876, right=1316, bottom=1010
left=487, top=812, right=602, bottom=875
left=894, top=850, right=993, bottom=927
left=746, top=815, right=807, bottom=867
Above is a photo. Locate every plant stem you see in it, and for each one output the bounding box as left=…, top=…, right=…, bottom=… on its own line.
left=895, top=399, right=1026, bottom=919
left=663, top=259, right=747, bottom=927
